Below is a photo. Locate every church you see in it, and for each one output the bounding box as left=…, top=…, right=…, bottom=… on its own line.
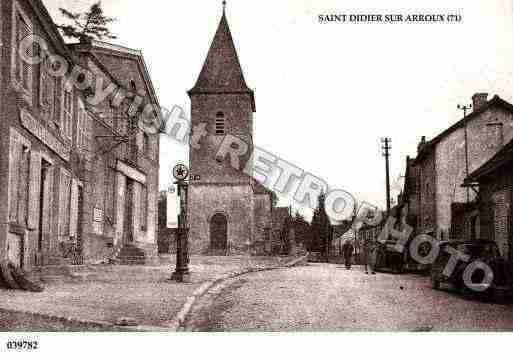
left=187, top=5, right=273, bottom=255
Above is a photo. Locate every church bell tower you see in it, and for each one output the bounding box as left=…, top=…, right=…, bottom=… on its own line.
left=187, top=3, right=259, bottom=254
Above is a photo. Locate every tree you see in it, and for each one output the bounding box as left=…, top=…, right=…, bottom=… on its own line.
left=57, top=2, right=117, bottom=42
left=292, top=212, right=311, bottom=251
left=310, top=192, right=332, bottom=259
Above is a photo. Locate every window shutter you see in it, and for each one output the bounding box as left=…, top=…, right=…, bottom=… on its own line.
left=50, top=77, right=55, bottom=111
left=16, top=16, right=24, bottom=82
left=8, top=137, right=22, bottom=223
left=141, top=185, right=148, bottom=230
left=39, top=68, right=47, bottom=108
left=17, top=146, right=30, bottom=225
left=69, top=179, right=79, bottom=238
left=76, top=108, right=82, bottom=148
left=27, top=151, right=41, bottom=230
left=58, top=169, right=71, bottom=237
left=62, top=89, right=73, bottom=140
left=18, top=17, right=31, bottom=90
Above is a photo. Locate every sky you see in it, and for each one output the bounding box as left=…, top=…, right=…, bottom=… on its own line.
left=42, top=0, right=513, bottom=219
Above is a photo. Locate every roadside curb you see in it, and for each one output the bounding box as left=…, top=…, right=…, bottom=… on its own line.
left=167, top=254, right=309, bottom=331
left=0, top=307, right=116, bottom=331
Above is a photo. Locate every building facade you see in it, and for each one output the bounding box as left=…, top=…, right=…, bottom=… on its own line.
left=187, top=9, right=272, bottom=255
left=0, top=0, right=160, bottom=269
left=463, top=139, right=513, bottom=260
left=413, top=94, right=513, bottom=240
left=69, top=40, right=161, bottom=264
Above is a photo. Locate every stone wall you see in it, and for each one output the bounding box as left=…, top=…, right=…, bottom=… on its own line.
left=189, top=94, right=253, bottom=185
left=187, top=184, right=254, bottom=254
left=435, top=107, right=513, bottom=236
left=417, top=150, right=437, bottom=235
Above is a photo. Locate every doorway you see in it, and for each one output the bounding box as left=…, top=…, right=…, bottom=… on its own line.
left=210, top=213, right=228, bottom=252
left=36, top=161, right=51, bottom=266
left=73, top=185, right=84, bottom=265
left=122, top=179, right=134, bottom=244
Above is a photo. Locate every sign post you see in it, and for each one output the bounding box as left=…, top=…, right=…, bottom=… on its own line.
left=170, top=164, right=191, bottom=283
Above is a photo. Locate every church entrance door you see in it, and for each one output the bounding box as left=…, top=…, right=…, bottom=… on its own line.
left=210, top=213, right=228, bottom=253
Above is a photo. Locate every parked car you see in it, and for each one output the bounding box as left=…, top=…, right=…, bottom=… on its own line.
left=307, top=251, right=323, bottom=263
left=430, top=240, right=512, bottom=301
left=371, top=238, right=430, bottom=274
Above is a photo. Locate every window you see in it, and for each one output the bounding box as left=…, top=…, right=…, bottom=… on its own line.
left=39, top=60, right=55, bottom=117
left=11, top=3, right=33, bottom=102
left=143, top=133, right=150, bottom=157
left=61, top=85, right=73, bottom=140
left=116, top=106, right=127, bottom=136
left=8, top=131, right=31, bottom=226
left=141, top=185, right=148, bottom=231
left=215, top=111, right=226, bottom=135
left=76, top=101, right=90, bottom=149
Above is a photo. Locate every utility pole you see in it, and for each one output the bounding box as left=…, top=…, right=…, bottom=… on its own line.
left=382, top=138, right=392, bottom=216
left=457, top=104, right=472, bottom=203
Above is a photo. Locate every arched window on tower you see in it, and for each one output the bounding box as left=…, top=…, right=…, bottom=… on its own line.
left=215, top=111, right=226, bottom=135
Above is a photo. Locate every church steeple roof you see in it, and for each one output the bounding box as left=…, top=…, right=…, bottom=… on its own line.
left=189, top=5, right=255, bottom=111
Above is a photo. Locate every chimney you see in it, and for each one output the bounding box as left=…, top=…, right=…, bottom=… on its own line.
left=417, top=136, right=426, bottom=153
left=472, top=93, right=488, bottom=112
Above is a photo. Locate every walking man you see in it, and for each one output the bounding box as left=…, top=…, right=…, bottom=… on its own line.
left=342, top=238, right=354, bottom=270
left=363, top=235, right=376, bottom=275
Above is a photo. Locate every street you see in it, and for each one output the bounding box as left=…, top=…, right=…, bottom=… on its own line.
left=185, top=263, right=513, bottom=331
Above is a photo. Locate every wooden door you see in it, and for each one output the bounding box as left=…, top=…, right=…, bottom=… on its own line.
left=123, top=179, right=134, bottom=244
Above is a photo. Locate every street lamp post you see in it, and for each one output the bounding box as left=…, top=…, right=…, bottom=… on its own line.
left=171, top=164, right=191, bottom=283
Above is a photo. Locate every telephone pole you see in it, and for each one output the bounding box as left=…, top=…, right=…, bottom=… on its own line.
left=457, top=103, right=472, bottom=203
left=382, top=138, right=392, bottom=216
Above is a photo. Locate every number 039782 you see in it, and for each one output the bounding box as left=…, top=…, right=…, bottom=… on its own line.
left=6, top=341, right=39, bottom=350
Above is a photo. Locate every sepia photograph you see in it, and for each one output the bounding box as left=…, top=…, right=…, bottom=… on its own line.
left=1, top=0, right=513, bottom=357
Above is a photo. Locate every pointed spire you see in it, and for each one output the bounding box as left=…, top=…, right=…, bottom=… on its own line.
left=189, top=5, right=255, bottom=111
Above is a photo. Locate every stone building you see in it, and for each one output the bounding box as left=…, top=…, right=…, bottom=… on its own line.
left=402, top=155, right=420, bottom=233
left=0, top=0, right=160, bottom=269
left=413, top=94, right=513, bottom=240
left=187, top=9, right=272, bottom=254
left=463, top=138, right=513, bottom=260
left=69, top=39, right=161, bottom=264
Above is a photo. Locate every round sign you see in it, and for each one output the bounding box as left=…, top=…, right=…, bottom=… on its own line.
left=173, top=164, right=189, bottom=180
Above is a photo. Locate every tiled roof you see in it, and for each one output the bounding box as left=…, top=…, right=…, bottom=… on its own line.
left=188, top=11, right=255, bottom=111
